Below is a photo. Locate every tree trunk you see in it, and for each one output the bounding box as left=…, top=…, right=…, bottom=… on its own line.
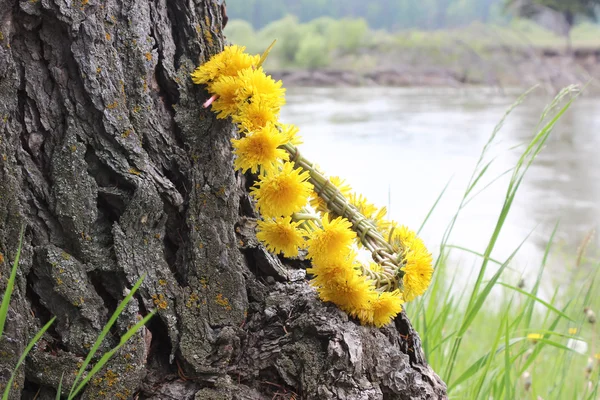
left=0, top=0, right=447, bottom=399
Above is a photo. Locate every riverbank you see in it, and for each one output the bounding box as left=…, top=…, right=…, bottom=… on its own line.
left=272, top=47, right=600, bottom=91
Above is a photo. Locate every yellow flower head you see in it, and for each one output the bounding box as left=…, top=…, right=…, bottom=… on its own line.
left=349, top=193, right=378, bottom=219
left=371, top=290, right=404, bottom=327
left=231, top=124, right=289, bottom=174
left=251, top=162, right=313, bottom=217
left=400, top=233, right=433, bottom=302
left=233, top=98, right=279, bottom=133
left=318, top=272, right=377, bottom=316
left=527, top=333, right=543, bottom=343
left=236, top=67, right=286, bottom=111
left=310, top=176, right=353, bottom=214
left=307, top=250, right=359, bottom=289
left=306, top=214, right=356, bottom=265
left=278, top=123, right=303, bottom=146
left=191, top=45, right=259, bottom=85
left=388, top=224, right=417, bottom=250
left=209, top=75, right=244, bottom=119
left=256, top=216, right=306, bottom=257
left=568, top=327, right=577, bottom=335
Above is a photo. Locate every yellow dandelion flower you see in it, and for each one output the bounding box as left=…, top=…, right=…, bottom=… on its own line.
left=307, top=251, right=359, bottom=289
left=310, top=176, right=353, bottom=214
left=250, top=162, right=313, bottom=217
left=318, top=273, right=377, bottom=317
left=306, top=214, right=356, bottom=265
left=233, top=98, right=279, bottom=133
left=569, top=327, right=577, bottom=335
left=371, top=290, right=404, bottom=328
left=388, top=224, right=417, bottom=250
left=236, top=67, right=286, bottom=111
left=349, top=193, right=378, bottom=218
left=256, top=216, right=306, bottom=257
left=372, top=207, right=392, bottom=233
left=231, top=124, right=289, bottom=174
left=401, top=242, right=433, bottom=302
left=191, top=45, right=259, bottom=85
left=368, top=262, right=383, bottom=274
left=208, top=75, right=244, bottom=118
left=278, top=123, right=303, bottom=146
left=527, top=333, right=543, bottom=343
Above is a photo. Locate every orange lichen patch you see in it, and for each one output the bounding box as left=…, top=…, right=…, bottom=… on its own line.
left=203, top=29, right=213, bottom=47
left=199, top=277, right=208, bottom=288
left=56, top=277, right=63, bottom=285
left=96, top=67, right=102, bottom=74
left=215, top=293, right=232, bottom=311
left=0, top=253, right=4, bottom=264
left=152, top=293, right=168, bottom=309
left=105, top=32, right=111, bottom=41
left=70, top=144, right=77, bottom=152
left=158, top=279, right=167, bottom=286
left=128, top=167, right=141, bottom=176
left=80, top=0, right=88, bottom=5
left=121, top=129, right=131, bottom=138
left=104, top=369, right=118, bottom=387
left=106, top=101, right=118, bottom=109
left=133, top=105, right=141, bottom=113
left=186, top=292, right=200, bottom=308
left=154, top=233, right=161, bottom=239
left=145, top=52, right=152, bottom=61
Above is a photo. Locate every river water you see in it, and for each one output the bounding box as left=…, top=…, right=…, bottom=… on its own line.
left=280, top=86, right=600, bottom=291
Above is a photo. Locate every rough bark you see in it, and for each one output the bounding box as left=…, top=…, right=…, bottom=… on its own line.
left=0, top=0, right=447, bottom=399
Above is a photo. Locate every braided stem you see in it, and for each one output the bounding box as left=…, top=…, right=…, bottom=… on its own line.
left=283, top=143, right=405, bottom=291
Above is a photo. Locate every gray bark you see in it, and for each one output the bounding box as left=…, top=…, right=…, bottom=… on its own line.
left=0, top=0, right=447, bottom=398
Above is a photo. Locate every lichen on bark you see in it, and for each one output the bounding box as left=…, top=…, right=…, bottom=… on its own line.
left=0, top=0, right=446, bottom=398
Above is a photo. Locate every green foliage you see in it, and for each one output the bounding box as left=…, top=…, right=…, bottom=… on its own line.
left=505, top=0, right=600, bottom=30
left=226, top=0, right=505, bottom=30
left=328, top=18, right=369, bottom=52
left=295, top=33, right=331, bottom=68
left=259, top=15, right=304, bottom=65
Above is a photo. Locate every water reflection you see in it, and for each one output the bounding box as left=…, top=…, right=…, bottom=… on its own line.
left=280, top=87, right=600, bottom=291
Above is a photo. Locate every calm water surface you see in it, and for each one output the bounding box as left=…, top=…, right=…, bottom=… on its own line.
left=280, top=87, right=600, bottom=292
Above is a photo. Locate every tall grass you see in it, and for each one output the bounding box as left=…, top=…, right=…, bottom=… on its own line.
left=407, top=85, right=600, bottom=399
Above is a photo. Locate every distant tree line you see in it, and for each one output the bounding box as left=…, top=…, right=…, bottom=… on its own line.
left=225, top=0, right=503, bottom=30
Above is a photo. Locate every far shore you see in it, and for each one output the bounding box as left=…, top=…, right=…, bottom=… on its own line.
left=271, top=47, right=600, bottom=92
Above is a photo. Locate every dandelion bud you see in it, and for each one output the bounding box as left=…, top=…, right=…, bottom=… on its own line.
left=585, top=357, right=594, bottom=377
left=522, top=371, right=532, bottom=392
left=584, top=307, right=596, bottom=324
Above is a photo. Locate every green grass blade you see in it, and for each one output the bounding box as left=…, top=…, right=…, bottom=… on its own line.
left=496, top=282, right=572, bottom=321
left=56, top=373, right=64, bottom=400
left=417, top=178, right=450, bottom=235
left=503, top=317, right=512, bottom=399
left=68, top=274, right=147, bottom=398
left=69, top=310, right=156, bottom=399
left=0, top=225, right=25, bottom=338
left=2, top=317, right=55, bottom=400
